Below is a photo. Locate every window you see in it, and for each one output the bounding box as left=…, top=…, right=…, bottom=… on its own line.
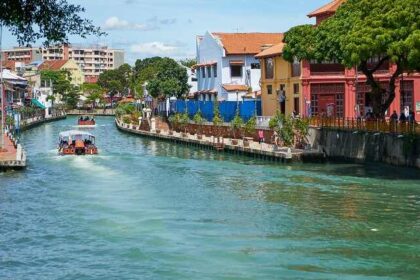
left=230, top=65, right=242, bottom=77
left=400, top=81, right=414, bottom=111
left=251, top=63, right=260, bottom=69
left=213, top=65, right=217, bottom=77
left=202, top=67, right=205, bottom=78
left=207, top=66, right=212, bottom=78
left=293, top=84, right=300, bottom=94
left=267, top=85, right=273, bottom=95
left=292, top=58, right=301, bottom=77
left=265, top=58, right=274, bottom=79
left=294, top=97, right=300, bottom=114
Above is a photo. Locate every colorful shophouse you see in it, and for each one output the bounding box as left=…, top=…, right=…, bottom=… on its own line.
left=301, top=0, right=420, bottom=121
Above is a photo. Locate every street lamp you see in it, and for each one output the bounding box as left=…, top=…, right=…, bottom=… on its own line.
left=0, top=24, right=4, bottom=150
left=236, top=90, right=239, bottom=115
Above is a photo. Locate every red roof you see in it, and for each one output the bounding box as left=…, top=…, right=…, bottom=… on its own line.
left=255, top=43, right=285, bottom=58
left=38, top=60, right=68, bottom=70
left=308, top=0, right=346, bottom=18
left=212, top=33, right=283, bottom=55
left=1, top=61, right=17, bottom=71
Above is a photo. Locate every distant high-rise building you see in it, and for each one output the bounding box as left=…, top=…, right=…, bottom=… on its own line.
left=1, top=47, right=43, bottom=64
left=1, top=44, right=125, bottom=83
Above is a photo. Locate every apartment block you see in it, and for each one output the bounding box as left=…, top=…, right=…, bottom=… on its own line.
left=1, top=47, right=43, bottom=64
left=2, top=44, right=125, bottom=83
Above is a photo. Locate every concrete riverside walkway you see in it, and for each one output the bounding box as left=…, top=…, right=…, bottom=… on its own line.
left=116, top=119, right=324, bottom=163
left=0, top=133, right=26, bottom=169
left=0, top=112, right=66, bottom=171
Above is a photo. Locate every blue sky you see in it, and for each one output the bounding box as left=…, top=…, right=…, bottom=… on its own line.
left=2, top=0, right=330, bottom=64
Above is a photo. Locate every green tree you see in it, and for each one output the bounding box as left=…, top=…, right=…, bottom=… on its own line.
left=179, top=58, right=197, bottom=68
left=98, top=64, right=133, bottom=98
left=41, top=69, right=74, bottom=107
left=283, top=0, right=420, bottom=118
left=82, top=83, right=104, bottom=108
left=146, top=58, right=190, bottom=98
left=0, top=0, right=103, bottom=45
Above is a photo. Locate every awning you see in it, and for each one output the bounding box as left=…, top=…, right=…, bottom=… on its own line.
left=222, top=84, right=249, bottom=92
left=31, top=98, right=46, bottom=109
left=229, top=60, right=244, bottom=65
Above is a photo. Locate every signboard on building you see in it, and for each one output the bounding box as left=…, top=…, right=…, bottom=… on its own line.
left=416, top=101, right=420, bottom=113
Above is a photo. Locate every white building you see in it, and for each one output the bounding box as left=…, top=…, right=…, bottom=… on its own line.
left=194, top=32, right=283, bottom=102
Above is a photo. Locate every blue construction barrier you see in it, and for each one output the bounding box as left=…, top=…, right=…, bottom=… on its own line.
left=172, top=100, right=261, bottom=122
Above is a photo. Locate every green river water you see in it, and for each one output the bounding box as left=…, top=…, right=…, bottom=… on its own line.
left=1, top=116, right=419, bottom=279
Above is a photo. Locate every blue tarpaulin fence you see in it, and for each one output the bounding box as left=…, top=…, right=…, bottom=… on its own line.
left=171, top=100, right=261, bottom=122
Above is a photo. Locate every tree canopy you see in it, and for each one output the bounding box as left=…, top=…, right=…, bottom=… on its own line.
left=179, top=58, right=197, bottom=68
left=283, top=0, right=420, bottom=117
left=145, top=58, right=190, bottom=99
left=41, top=69, right=79, bottom=108
left=0, top=0, right=104, bottom=45
left=97, top=64, right=132, bottom=96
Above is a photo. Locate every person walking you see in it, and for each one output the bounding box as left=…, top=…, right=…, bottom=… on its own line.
left=390, top=110, right=398, bottom=133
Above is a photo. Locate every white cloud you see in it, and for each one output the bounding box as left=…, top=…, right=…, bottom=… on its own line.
left=103, top=16, right=157, bottom=31
left=130, top=42, right=182, bottom=56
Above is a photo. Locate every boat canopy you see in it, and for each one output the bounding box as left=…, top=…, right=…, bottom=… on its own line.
left=59, top=130, right=95, bottom=140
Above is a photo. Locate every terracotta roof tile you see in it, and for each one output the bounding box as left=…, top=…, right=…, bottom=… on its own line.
left=1, top=61, right=17, bottom=71
left=222, top=84, right=249, bottom=92
left=212, top=33, right=283, bottom=55
left=38, top=59, right=68, bottom=71
left=308, top=0, right=346, bottom=18
left=255, top=43, right=285, bottom=58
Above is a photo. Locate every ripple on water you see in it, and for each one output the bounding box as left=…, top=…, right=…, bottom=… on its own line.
left=1, top=116, right=420, bottom=279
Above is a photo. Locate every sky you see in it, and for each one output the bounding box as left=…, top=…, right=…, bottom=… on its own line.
left=2, top=0, right=330, bottom=65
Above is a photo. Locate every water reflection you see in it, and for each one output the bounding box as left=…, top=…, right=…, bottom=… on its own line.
left=1, top=116, right=419, bottom=279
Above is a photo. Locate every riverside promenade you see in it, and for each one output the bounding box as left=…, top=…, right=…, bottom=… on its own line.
left=115, top=118, right=324, bottom=163
left=0, top=112, right=66, bottom=170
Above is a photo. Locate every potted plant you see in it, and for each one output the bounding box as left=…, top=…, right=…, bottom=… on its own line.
left=179, top=112, right=189, bottom=137
left=168, top=113, right=180, bottom=134
left=193, top=110, right=205, bottom=140
left=230, top=114, right=244, bottom=145
left=243, top=116, right=256, bottom=147
left=269, top=111, right=295, bottom=148
left=212, top=100, right=224, bottom=148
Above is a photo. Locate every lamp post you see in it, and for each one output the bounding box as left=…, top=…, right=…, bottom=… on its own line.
left=236, top=90, right=239, bottom=115
left=0, top=24, right=4, bottom=150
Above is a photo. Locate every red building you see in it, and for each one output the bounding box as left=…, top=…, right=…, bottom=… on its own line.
left=301, top=0, right=420, bottom=121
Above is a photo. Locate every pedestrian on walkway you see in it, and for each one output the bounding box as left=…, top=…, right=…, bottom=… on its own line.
left=258, top=130, right=265, bottom=144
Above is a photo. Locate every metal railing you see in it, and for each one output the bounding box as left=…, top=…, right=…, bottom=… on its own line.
left=310, top=117, right=420, bottom=135
left=256, top=116, right=271, bottom=128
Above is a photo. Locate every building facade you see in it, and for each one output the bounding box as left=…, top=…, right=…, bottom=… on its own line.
left=2, top=44, right=125, bottom=84
left=1, top=47, right=43, bottom=64
left=256, top=43, right=302, bottom=117
left=301, top=0, right=420, bottom=121
left=38, top=59, right=84, bottom=87
left=194, top=32, right=283, bottom=102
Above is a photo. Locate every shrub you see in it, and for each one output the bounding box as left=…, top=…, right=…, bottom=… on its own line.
left=122, top=115, right=131, bottom=124
left=193, top=110, right=204, bottom=125
left=231, top=114, right=244, bottom=139
left=269, top=111, right=309, bottom=147
left=244, top=116, right=256, bottom=136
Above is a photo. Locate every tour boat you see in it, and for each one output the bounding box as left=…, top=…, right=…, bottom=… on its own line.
left=58, top=130, right=98, bottom=155
left=77, top=116, right=96, bottom=126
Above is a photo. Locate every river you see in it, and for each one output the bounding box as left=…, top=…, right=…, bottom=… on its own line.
left=1, top=116, right=419, bottom=279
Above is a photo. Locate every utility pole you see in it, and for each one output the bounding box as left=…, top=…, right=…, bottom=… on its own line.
left=0, top=24, right=4, bottom=150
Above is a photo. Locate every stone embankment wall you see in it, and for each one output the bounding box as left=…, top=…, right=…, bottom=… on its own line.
left=308, top=127, right=420, bottom=169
